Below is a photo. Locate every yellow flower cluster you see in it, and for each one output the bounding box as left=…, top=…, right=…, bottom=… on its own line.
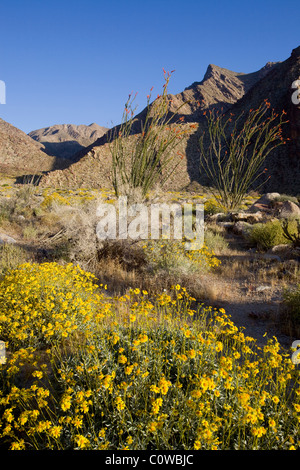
left=0, top=263, right=299, bottom=450
left=0, top=262, right=103, bottom=349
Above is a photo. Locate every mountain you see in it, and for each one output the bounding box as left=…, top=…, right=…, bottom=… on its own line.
left=39, top=46, right=300, bottom=195
left=164, top=60, right=280, bottom=122
left=206, top=45, right=300, bottom=195
left=28, top=123, right=109, bottom=160
left=0, top=117, right=62, bottom=176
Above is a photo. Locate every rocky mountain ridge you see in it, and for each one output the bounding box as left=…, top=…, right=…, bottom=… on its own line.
left=40, top=49, right=298, bottom=193
left=2, top=46, right=300, bottom=194
left=28, top=123, right=109, bottom=160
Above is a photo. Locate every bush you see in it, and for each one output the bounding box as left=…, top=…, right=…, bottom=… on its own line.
left=204, top=197, right=225, bottom=215
left=248, top=219, right=296, bottom=251
left=143, top=239, right=220, bottom=275
left=0, top=262, right=104, bottom=349
left=0, top=244, right=31, bottom=275
left=204, top=229, right=228, bottom=254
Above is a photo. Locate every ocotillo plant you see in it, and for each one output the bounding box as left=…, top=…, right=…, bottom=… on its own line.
left=109, top=70, right=192, bottom=201
left=199, top=101, right=288, bottom=211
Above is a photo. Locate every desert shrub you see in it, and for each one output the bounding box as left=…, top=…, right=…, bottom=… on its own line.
left=41, top=191, right=71, bottom=209
left=199, top=102, right=288, bottom=211
left=248, top=219, right=295, bottom=251
left=97, top=240, right=147, bottom=272
left=204, top=197, right=225, bottom=215
left=0, top=262, right=104, bottom=350
left=281, top=218, right=300, bottom=247
left=0, top=275, right=300, bottom=450
left=0, top=199, right=14, bottom=223
left=41, top=197, right=102, bottom=268
left=109, top=70, right=193, bottom=200
left=0, top=244, right=31, bottom=275
left=22, top=224, right=38, bottom=240
left=143, top=239, right=220, bottom=275
left=204, top=229, right=228, bottom=254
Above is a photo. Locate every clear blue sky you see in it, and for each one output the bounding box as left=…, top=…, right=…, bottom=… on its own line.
left=0, top=0, right=299, bottom=134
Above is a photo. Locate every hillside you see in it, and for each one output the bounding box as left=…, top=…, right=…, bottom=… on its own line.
left=0, top=117, right=62, bottom=176
left=28, top=123, right=109, bottom=160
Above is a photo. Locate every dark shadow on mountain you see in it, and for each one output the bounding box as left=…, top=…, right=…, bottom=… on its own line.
left=41, top=140, right=88, bottom=160
left=14, top=172, right=54, bottom=185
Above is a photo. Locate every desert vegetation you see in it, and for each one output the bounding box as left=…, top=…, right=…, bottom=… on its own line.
left=0, top=177, right=300, bottom=450
left=0, top=80, right=300, bottom=450
left=199, top=101, right=288, bottom=211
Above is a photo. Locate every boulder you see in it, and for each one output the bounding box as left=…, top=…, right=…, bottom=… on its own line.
left=278, top=201, right=300, bottom=219
left=231, top=211, right=264, bottom=223
left=254, top=193, right=281, bottom=205
left=262, top=253, right=281, bottom=262
left=216, top=221, right=235, bottom=229
left=232, top=221, right=253, bottom=236
left=248, top=193, right=280, bottom=213
left=268, top=244, right=300, bottom=260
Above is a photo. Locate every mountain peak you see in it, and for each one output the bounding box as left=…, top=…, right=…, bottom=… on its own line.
left=202, top=63, right=241, bottom=81
left=291, top=45, right=300, bottom=58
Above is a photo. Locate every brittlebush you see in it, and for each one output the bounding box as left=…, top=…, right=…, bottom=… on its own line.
left=0, top=263, right=300, bottom=450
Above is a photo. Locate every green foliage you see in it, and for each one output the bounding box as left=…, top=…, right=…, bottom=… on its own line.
left=143, top=239, right=220, bottom=276
left=281, top=218, right=300, bottom=247
left=204, top=197, right=226, bottom=215
left=248, top=219, right=295, bottom=251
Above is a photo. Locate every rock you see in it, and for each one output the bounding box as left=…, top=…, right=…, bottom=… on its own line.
left=208, top=212, right=228, bottom=222
left=267, top=244, right=296, bottom=260
left=248, top=193, right=281, bottom=214
left=256, top=285, right=272, bottom=292
left=278, top=201, right=300, bottom=219
left=232, top=221, right=253, bottom=236
left=231, top=211, right=264, bottom=223
left=0, top=233, right=16, bottom=244
left=254, top=193, right=281, bottom=205
left=269, top=244, right=291, bottom=254
left=247, top=203, right=272, bottom=214
left=262, top=253, right=281, bottom=262
left=216, top=221, right=235, bottom=229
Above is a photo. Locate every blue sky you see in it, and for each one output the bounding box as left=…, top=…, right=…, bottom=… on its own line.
left=0, top=0, right=299, bottom=134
